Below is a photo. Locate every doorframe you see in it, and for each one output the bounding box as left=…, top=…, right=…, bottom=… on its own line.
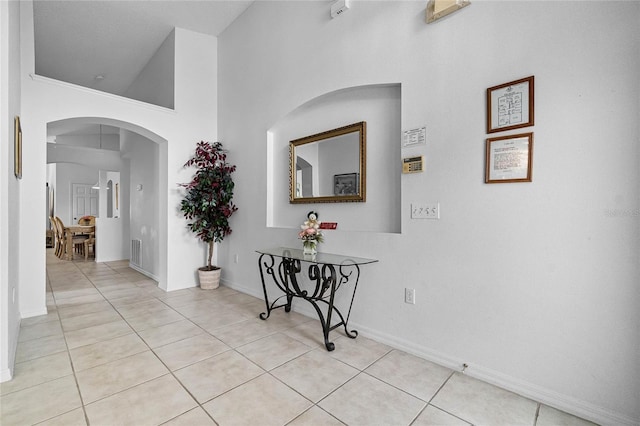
left=71, top=182, right=98, bottom=223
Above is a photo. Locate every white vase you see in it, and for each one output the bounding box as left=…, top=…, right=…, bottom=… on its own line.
left=303, top=240, right=317, bottom=255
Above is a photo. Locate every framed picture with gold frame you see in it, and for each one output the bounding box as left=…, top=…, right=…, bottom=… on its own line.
left=14, top=116, right=22, bottom=179
left=485, top=132, right=533, bottom=183
left=487, top=76, right=534, bottom=134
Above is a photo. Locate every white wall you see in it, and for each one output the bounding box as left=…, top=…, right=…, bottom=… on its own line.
left=17, top=0, right=218, bottom=334
left=125, top=30, right=175, bottom=109
left=127, top=130, right=160, bottom=278
left=47, top=142, right=123, bottom=172
left=218, top=1, right=639, bottom=424
left=0, top=0, right=22, bottom=383
left=51, top=133, right=119, bottom=151
left=269, top=84, right=401, bottom=233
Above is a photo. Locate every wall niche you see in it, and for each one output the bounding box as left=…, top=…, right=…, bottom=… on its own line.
left=267, top=84, right=401, bottom=234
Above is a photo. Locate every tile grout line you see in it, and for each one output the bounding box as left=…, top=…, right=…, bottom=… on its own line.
left=48, top=258, right=93, bottom=426
left=70, top=258, right=290, bottom=425
left=534, top=403, right=541, bottom=426
left=29, top=255, right=325, bottom=425
left=48, top=257, right=192, bottom=423
left=50, top=258, right=315, bottom=425
left=421, top=371, right=475, bottom=425
left=74, top=257, right=222, bottom=425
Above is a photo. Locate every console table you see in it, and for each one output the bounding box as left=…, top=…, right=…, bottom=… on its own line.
left=256, top=247, right=378, bottom=351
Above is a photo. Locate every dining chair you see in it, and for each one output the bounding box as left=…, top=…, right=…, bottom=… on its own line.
left=84, top=235, right=95, bottom=260
left=50, top=216, right=62, bottom=257
left=78, top=215, right=96, bottom=226
left=77, top=216, right=95, bottom=259
left=53, top=216, right=67, bottom=258
left=56, top=216, right=88, bottom=259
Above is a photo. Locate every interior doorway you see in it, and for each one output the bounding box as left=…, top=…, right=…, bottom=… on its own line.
left=47, top=117, right=168, bottom=289
left=71, top=183, right=98, bottom=223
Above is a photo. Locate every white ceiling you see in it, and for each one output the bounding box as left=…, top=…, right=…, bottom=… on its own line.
left=33, top=0, right=254, bottom=97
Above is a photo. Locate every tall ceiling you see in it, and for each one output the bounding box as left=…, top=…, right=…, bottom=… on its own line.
left=33, top=0, right=254, bottom=97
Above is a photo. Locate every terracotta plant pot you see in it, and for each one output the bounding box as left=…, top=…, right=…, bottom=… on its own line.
left=198, top=267, right=221, bottom=290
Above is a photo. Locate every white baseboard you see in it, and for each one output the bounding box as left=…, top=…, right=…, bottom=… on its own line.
left=0, top=367, right=13, bottom=383
left=348, top=322, right=638, bottom=426
left=128, top=263, right=159, bottom=282
left=20, top=307, right=48, bottom=319
left=462, top=362, right=639, bottom=426
left=1, top=317, right=21, bottom=383
left=220, top=279, right=263, bottom=299
left=220, top=278, right=638, bottom=426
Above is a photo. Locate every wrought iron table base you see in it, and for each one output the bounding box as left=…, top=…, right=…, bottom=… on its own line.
left=258, top=253, right=362, bottom=351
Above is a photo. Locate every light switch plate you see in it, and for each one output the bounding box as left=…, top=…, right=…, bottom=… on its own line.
left=411, top=203, right=440, bottom=219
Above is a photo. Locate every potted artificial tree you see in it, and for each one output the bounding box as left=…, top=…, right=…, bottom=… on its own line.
left=179, top=141, right=238, bottom=289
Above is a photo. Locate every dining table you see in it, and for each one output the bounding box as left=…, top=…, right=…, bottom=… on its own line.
left=63, top=225, right=95, bottom=260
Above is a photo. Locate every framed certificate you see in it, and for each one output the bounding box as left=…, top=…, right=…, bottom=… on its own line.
left=487, top=76, right=534, bottom=133
left=485, top=133, right=533, bottom=183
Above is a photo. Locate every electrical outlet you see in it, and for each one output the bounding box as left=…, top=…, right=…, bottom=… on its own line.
left=234, top=254, right=239, bottom=264
left=411, top=203, right=440, bottom=219
left=405, top=288, right=416, bottom=304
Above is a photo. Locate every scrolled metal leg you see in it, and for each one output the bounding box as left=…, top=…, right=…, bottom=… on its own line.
left=285, top=293, right=293, bottom=312
left=258, top=252, right=368, bottom=351
left=258, top=254, right=273, bottom=319
left=258, top=254, right=304, bottom=319
left=338, top=263, right=361, bottom=339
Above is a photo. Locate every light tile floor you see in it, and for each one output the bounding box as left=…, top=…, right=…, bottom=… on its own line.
left=0, top=250, right=598, bottom=426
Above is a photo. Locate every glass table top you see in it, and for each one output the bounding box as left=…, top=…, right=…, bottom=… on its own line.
left=257, top=247, right=378, bottom=266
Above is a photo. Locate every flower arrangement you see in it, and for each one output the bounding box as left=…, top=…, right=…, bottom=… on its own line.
left=299, top=211, right=323, bottom=253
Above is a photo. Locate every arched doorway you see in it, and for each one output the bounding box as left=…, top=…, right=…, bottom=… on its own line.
left=46, top=117, right=167, bottom=287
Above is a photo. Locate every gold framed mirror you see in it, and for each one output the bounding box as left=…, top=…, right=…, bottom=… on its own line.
left=290, top=121, right=366, bottom=203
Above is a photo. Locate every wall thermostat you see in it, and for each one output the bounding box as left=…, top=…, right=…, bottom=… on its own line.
left=403, top=156, right=424, bottom=174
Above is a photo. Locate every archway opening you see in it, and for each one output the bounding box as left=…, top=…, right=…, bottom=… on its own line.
left=46, top=117, right=168, bottom=288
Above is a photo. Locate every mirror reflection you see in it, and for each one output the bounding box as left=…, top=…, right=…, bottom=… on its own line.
left=290, top=121, right=366, bottom=203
